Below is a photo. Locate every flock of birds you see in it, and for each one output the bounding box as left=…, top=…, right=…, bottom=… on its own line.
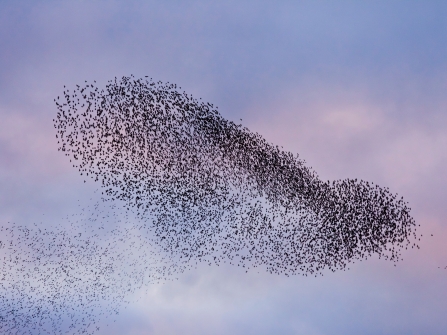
left=1, top=199, right=187, bottom=334
left=1, top=75, right=420, bottom=334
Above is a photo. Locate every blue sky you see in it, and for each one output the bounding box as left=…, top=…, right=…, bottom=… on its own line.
left=1, top=1, right=447, bottom=334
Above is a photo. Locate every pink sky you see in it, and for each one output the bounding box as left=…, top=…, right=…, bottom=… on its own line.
left=1, top=1, right=446, bottom=334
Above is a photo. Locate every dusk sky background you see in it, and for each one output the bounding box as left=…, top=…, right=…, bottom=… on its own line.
left=1, top=1, right=447, bottom=334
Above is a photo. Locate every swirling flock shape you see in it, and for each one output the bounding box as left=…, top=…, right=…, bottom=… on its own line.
left=1, top=75, right=419, bottom=334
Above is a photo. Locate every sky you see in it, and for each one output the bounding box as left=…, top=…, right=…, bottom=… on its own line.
left=1, top=1, right=447, bottom=334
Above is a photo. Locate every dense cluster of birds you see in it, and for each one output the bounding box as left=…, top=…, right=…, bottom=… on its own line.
left=53, top=75, right=418, bottom=273
left=1, top=75, right=419, bottom=334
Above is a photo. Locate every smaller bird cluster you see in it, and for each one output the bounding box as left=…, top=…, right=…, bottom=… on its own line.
left=0, top=200, right=187, bottom=335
